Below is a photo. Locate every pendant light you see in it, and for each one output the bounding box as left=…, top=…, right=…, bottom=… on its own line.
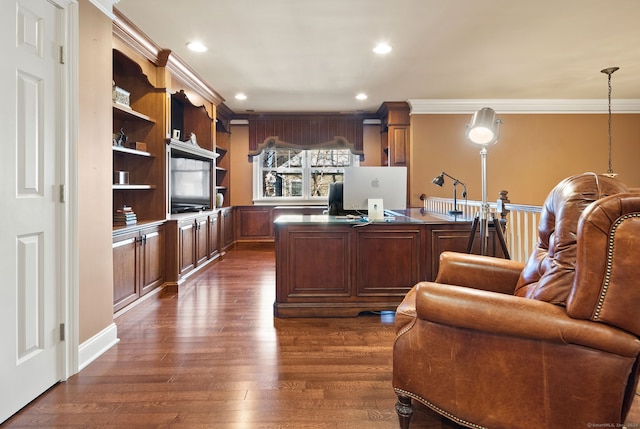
left=601, top=66, right=619, bottom=177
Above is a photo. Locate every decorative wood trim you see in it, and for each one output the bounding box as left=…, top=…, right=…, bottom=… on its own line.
left=166, top=52, right=225, bottom=107
left=216, top=103, right=235, bottom=132
left=252, top=136, right=360, bottom=157
left=112, top=48, right=156, bottom=90
left=113, top=9, right=224, bottom=107
left=377, top=101, right=410, bottom=127
left=248, top=114, right=365, bottom=159
left=171, top=90, right=215, bottom=121
left=112, top=9, right=162, bottom=66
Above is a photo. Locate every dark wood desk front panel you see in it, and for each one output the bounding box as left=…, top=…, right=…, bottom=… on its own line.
left=274, top=215, right=428, bottom=317
left=281, top=227, right=352, bottom=298
left=355, top=225, right=422, bottom=297
left=273, top=213, right=502, bottom=317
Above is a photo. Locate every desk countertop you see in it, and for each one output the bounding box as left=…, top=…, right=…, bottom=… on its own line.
left=273, top=209, right=471, bottom=225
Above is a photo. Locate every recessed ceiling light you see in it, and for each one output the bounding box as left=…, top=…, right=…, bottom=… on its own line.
left=235, top=93, right=247, bottom=100
left=373, top=43, right=392, bottom=54
left=356, top=93, right=368, bottom=100
left=186, top=41, right=207, bottom=52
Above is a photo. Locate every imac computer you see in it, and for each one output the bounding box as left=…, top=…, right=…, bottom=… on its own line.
left=342, top=166, right=407, bottom=215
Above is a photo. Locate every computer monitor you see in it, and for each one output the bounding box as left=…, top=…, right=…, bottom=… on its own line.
left=342, top=166, right=407, bottom=211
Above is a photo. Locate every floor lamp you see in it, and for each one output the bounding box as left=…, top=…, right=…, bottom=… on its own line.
left=465, top=107, right=506, bottom=257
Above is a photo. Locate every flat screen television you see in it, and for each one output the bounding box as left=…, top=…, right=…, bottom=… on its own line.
left=342, top=166, right=407, bottom=212
left=170, top=154, right=212, bottom=213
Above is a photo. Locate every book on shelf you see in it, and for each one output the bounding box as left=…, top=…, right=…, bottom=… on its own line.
left=116, top=205, right=134, bottom=213
left=114, top=206, right=137, bottom=225
left=114, top=213, right=137, bottom=220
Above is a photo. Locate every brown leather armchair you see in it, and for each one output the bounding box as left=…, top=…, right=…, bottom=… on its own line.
left=393, top=173, right=640, bottom=429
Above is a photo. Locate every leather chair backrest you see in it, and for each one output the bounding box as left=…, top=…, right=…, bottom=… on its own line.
left=514, top=172, right=628, bottom=305
left=568, top=193, right=640, bottom=335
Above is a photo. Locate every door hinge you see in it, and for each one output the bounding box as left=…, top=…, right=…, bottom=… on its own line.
left=59, top=46, right=65, bottom=64
left=59, top=323, right=65, bottom=341
left=59, top=184, right=65, bottom=203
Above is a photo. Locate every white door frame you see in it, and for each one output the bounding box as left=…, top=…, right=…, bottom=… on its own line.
left=60, top=0, right=80, bottom=380
left=60, top=0, right=119, bottom=380
left=54, top=0, right=79, bottom=380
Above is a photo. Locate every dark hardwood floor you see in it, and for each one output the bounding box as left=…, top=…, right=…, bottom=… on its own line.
left=3, top=245, right=639, bottom=428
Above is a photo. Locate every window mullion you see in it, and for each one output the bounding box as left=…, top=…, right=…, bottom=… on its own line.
left=302, top=150, right=310, bottom=199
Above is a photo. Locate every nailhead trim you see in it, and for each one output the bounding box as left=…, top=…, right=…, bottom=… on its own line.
left=593, top=213, right=640, bottom=320
left=394, top=388, right=487, bottom=429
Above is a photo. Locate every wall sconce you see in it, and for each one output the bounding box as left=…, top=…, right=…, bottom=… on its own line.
left=432, top=172, right=467, bottom=216
left=466, top=107, right=503, bottom=256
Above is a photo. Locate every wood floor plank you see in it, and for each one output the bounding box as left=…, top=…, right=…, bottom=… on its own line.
left=2, top=246, right=638, bottom=428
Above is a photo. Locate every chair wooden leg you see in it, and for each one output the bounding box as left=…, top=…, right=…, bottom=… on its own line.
left=395, top=394, right=414, bottom=429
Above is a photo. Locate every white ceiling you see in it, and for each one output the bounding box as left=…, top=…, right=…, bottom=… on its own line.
left=114, top=0, right=640, bottom=114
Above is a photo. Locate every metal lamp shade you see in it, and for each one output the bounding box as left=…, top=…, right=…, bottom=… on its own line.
left=467, top=107, right=499, bottom=145
left=432, top=174, right=445, bottom=186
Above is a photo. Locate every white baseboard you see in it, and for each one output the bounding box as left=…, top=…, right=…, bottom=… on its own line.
left=78, top=323, right=119, bottom=371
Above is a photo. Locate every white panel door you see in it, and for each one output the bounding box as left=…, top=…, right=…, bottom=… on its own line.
left=0, top=0, right=64, bottom=422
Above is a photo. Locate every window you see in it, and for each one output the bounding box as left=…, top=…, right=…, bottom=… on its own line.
left=253, top=148, right=359, bottom=203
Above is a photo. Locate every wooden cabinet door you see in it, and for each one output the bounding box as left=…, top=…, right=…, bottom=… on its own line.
left=236, top=206, right=273, bottom=241
left=195, top=216, right=209, bottom=266
left=140, top=225, right=165, bottom=296
left=388, top=126, right=409, bottom=166
left=208, top=213, right=220, bottom=258
left=113, top=231, right=140, bottom=312
left=221, top=208, right=235, bottom=249
left=355, top=226, right=421, bottom=296
left=178, top=221, right=195, bottom=275
left=276, top=227, right=352, bottom=301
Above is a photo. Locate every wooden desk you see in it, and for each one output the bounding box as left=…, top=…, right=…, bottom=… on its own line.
left=274, top=212, right=500, bottom=317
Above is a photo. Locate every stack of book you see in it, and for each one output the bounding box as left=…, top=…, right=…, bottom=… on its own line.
left=114, top=206, right=137, bottom=226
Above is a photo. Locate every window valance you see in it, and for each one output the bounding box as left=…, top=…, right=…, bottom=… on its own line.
left=248, top=114, right=365, bottom=160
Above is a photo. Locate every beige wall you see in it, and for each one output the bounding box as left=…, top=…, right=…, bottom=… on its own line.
left=78, top=0, right=114, bottom=343
left=229, top=124, right=252, bottom=206
left=411, top=113, right=640, bottom=206
left=230, top=113, right=640, bottom=208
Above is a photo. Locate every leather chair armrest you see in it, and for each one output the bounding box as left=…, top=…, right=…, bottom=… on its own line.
left=394, top=284, right=418, bottom=334
left=435, top=251, right=525, bottom=295
left=413, top=282, right=640, bottom=357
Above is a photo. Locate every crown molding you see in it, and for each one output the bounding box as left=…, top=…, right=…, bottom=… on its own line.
left=166, top=52, right=225, bottom=106
left=112, top=9, right=162, bottom=65
left=111, top=9, right=224, bottom=106
left=88, top=0, right=118, bottom=19
left=408, top=99, right=640, bottom=114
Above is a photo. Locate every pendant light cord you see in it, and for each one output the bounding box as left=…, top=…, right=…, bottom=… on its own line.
left=601, top=66, right=619, bottom=175
left=607, top=72, right=613, bottom=175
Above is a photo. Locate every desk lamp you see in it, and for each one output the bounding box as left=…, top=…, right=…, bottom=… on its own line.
left=431, top=172, right=467, bottom=216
